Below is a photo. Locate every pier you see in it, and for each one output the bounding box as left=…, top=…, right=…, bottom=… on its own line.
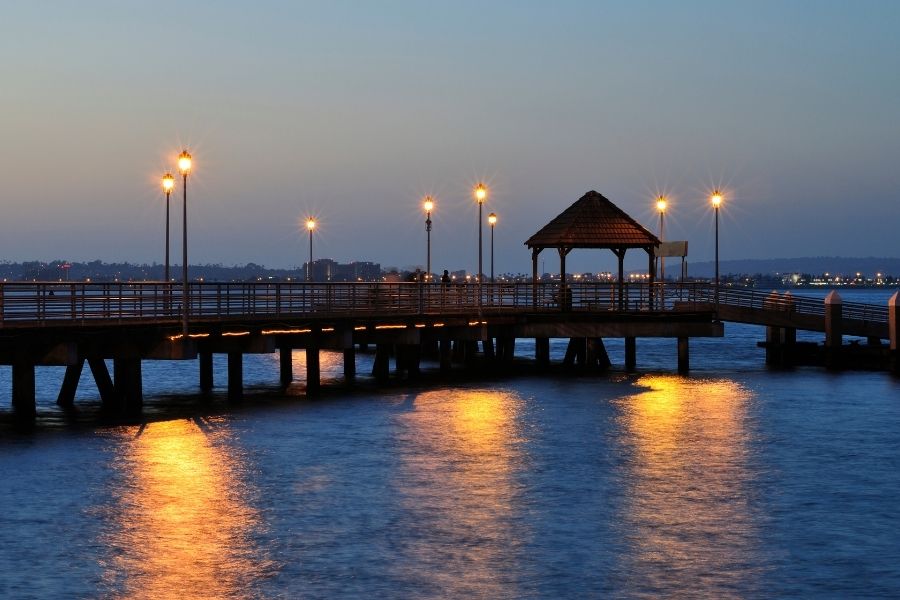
left=0, top=280, right=897, bottom=419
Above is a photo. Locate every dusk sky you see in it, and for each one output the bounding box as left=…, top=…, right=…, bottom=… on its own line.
left=2, top=1, right=898, bottom=274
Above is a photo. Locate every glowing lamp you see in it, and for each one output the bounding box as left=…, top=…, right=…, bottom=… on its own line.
left=475, top=183, right=487, bottom=203
left=178, top=150, right=192, bottom=174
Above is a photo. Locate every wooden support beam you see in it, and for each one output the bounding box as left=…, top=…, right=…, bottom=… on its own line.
left=563, top=337, right=584, bottom=368
left=88, top=358, right=118, bottom=410
left=766, top=326, right=783, bottom=366
left=12, top=363, right=36, bottom=419
left=279, top=347, right=293, bottom=388
left=497, top=336, right=516, bottom=365
left=483, top=337, right=495, bottom=359
left=625, top=337, right=636, bottom=372
left=227, top=352, right=243, bottom=402
left=57, top=359, right=84, bottom=408
left=464, top=340, right=479, bottom=365
left=535, top=337, right=550, bottom=368
left=343, top=347, right=356, bottom=382
left=677, top=337, right=689, bottom=374
left=439, top=339, right=452, bottom=373
left=199, top=351, right=214, bottom=393
left=403, top=344, right=421, bottom=378
left=373, top=343, right=391, bottom=382
left=586, top=338, right=610, bottom=372
left=306, top=345, right=320, bottom=395
left=114, top=357, right=143, bottom=414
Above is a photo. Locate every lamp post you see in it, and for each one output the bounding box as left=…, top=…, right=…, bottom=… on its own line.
left=656, top=196, right=666, bottom=282
left=475, top=183, right=487, bottom=308
left=306, top=218, right=316, bottom=281
left=488, top=212, right=497, bottom=283
left=177, top=150, right=192, bottom=336
left=423, top=196, right=434, bottom=282
left=711, top=189, right=723, bottom=312
left=161, top=173, right=174, bottom=283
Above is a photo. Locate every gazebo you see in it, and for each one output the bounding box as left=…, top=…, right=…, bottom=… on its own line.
left=524, top=190, right=660, bottom=310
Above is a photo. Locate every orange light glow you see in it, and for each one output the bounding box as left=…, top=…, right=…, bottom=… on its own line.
left=162, top=173, right=175, bottom=192
left=488, top=212, right=497, bottom=226
left=656, top=196, right=667, bottom=212
left=306, top=218, right=316, bottom=231
left=104, top=419, right=271, bottom=597
left=615, top=375, right=756, bottom=596
left=474, top=183, right=487, bottom=203
left=423, top=196, right=434, bottom=213
left=711, top=189, right=723, bottom=207
left=177, top=150, right=192, bottom=174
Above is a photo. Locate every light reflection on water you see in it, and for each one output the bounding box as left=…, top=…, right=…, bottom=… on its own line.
left=393, top=389, right=525, bottom=597
left=614, top=375, right=762, bottom=597
left=99, top=418, right=274, bottom=598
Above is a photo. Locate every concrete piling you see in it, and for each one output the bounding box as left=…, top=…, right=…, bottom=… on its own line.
left=890, top=292, right=899, bottom=375
left=227, top=352, right=243, bottom=402
left=280, top=347, right=293, bottom=388
left=824, top=291, right=843, bottom=370
left=624, top=337, right=636, bottom=372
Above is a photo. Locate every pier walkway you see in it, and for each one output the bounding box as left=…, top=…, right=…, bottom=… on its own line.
left=0, top=281, right=896, bottom=419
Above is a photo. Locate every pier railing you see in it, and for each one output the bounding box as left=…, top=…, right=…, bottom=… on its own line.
left=0, top=281, right=890, bottom=328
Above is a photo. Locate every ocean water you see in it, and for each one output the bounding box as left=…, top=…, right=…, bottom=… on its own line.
left=0, top=289, right=898, bottom=598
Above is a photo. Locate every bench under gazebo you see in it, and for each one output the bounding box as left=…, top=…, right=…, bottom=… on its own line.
left=525, top=190, right=660, bottom=310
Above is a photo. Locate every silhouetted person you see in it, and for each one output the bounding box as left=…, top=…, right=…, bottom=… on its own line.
left=441, top=270, right=451, bottom=287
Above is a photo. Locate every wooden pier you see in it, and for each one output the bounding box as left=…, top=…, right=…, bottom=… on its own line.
left=0, top=281, right=897, bottom=420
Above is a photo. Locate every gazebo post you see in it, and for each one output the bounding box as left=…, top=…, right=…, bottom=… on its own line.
left=558, top=247, right=571, bottom=312
left=615, top=248, right=626, bottom=311
left=532, top=247, right=541, bottom=309
left=647, top=247, right=656, bottom=310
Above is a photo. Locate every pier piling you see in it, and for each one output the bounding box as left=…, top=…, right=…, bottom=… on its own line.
left=306, top=346, right=320, bottom=395
left=677, top=337, right=689, bottom=373
left=279, top=347, right=293, bottom=388
left=890, top=292, right=899, bottom=375
left=625, top=337, right=636, bottom=372
left=199, top=351, right=214, bottom=393
left=12, top=363, right=36, bottom=419
left=227, top=352, right=243, bottom=402
left=824, top=291, right=843, bottom=370
left=57, top=360, right=84, bottom=408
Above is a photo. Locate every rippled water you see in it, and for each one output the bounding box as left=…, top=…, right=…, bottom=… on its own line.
left=1, top=290, right=899, bottom=598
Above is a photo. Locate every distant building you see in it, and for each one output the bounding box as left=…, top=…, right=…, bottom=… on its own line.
left=302, top=259, right=382, bottom=282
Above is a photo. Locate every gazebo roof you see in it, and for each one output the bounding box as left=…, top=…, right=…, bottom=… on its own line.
left=525, top=190, right=660, bottom=250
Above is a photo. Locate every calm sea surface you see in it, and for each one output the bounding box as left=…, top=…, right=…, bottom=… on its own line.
left=1, top=289, right=898, bottom=598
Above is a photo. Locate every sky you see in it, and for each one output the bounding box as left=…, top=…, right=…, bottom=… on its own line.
left=1, top=1, right=899, bottom=275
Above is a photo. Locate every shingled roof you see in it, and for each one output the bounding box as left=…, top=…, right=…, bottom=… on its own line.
left=525, top=190, right=660, bottom=249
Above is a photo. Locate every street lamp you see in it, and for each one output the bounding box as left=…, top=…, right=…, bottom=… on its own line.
left=161, top=173, right=175, bottom=283
left=656, top=196, right=667, bottom=282
left=423, top=196, right=434, bottom=281
left=488, top=212, right=497, bottom=283
left=178, top=150, right=192, bottom=336
left=475, top=183, right=487, bottom=283
left=306, top=218, right=316, bottom=281
left=711, top=189, right=723, bottom=311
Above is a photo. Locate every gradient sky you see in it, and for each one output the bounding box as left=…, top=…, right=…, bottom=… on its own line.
left=1, top=1, right=898, bottom=274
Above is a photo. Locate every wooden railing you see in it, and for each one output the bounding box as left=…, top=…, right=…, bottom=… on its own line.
left=0, top=281, right=890, bottom=328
